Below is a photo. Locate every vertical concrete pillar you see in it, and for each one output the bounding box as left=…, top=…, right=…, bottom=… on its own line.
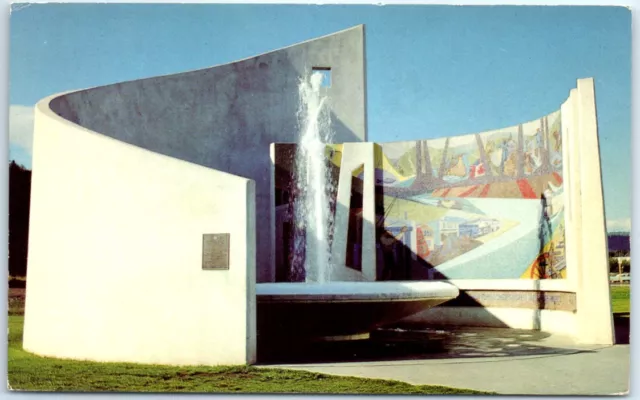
left=574, top=78, right=615, bottom=345
left=268, top=144, right=277, bottom=283
left=561, top=90, right=579, bottom=293
left=332, top=142, right=376, bottom=281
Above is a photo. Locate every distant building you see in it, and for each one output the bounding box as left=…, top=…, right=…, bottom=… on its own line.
left=459, top=218, right=500, bottom=238
left=459, top=220, right=481, bottom=238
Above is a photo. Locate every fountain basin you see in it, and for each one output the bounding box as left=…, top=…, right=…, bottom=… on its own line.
left=256, top=281, right=459, bottom=342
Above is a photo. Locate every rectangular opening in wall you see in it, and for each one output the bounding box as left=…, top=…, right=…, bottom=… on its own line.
left=312, top=67, right=331, bottom=88
left=279, top=222, right=292, bottom=282
left=346, top=164, right=364, bottom=271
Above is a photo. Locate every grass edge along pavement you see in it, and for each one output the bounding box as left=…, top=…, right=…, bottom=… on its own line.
left=610, top=285, right=631, bottom=314
left=8, top=284, right=629, bottom=393
left=7, top=315, right=490, bottom=394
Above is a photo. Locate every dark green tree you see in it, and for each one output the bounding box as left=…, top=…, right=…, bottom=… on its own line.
left=9, top=161, right=32, bottom=278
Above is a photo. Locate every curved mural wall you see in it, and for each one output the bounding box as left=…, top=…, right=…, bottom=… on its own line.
left=274, top=109, right=566, bottom=282
left=375, top=109, right=565, bottom=281
left=272, top=78, right=613, bottom=343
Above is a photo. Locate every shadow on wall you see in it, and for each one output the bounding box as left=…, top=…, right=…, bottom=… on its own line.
left=47, top=49, right=365, bottom=176
left=376, top=191, right=566, bottom=333
left=47, top=51, right=364, bottom=283
left=260, top=188, right=587, bottom=365
left=532, top=194, right=551, bottom=330
left=272, top=160, right=509, bottom=322
left=273, top=151, right=572, bottom=333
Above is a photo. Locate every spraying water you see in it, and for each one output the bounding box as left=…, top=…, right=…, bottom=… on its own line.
left=292, top=72, right=335, bottom=283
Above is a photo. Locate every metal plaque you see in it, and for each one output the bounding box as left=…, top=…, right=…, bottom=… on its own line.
left=202, top=233, right=230, bottom=270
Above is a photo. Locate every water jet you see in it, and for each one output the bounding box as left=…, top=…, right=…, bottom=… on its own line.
left=258, top=72, right=460, bottom=345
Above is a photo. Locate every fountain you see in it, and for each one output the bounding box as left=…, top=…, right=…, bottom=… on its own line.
left=255, top=72, right=459, bottom=346
left=292, top=72, right=335, bottom=283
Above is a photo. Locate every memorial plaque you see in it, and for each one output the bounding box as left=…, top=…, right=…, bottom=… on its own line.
left=202, top=233, right=230, bottom=270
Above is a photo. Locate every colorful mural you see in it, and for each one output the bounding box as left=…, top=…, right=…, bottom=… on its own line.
left=373, top=110, right=565, bottom=280
left=273, top=109, right=566, bottom=281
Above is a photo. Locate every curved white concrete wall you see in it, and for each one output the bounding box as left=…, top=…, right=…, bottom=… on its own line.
left=48, top=26, right=367, bottom=283
left=24, top=96, right=257, bottom=365
left=25, top=25, right=366, bottom=366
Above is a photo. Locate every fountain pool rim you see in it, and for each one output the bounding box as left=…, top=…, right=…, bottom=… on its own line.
left=256, top=281, right=460, bottom=302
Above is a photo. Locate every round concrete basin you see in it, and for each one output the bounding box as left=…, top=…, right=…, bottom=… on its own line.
left=256, top=281, right=459, bottom=343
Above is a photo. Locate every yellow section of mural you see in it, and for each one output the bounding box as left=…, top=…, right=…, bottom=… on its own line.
left=381, top=195, right=449, bottom=225
left=327, top=143, right=412, bottom=180
left=379, top=154, right=411, bottom=182
left=325, top=144, right=343, bottom=165
left=520, top=220, right=567, bottom=279
left=475, top=219, right=520, bottom=244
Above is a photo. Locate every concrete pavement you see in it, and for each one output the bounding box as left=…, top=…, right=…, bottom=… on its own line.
left=258, top=326, right=630, bottom=395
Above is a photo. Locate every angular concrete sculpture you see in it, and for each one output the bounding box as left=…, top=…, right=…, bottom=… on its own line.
left=330, top=142, right=378, bottom=282
left=24, top=22, right=614, bottom=369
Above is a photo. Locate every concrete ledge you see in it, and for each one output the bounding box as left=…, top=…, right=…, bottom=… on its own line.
left=256, top=281, right=459, bottom=301
left=444, top=290, right=575, bottom=312
left=402, top=306, right=577, bottom=336
left=444, top=279, right=572, bottom=292
left=47, top=25, right=368, bottom=283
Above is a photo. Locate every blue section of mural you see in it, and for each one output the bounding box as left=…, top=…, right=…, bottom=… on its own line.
left=372, top=109, right=566, bottom=280
left=434, top=199, right=564, bottom=279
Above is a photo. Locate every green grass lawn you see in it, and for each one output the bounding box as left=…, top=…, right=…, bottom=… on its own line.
left=610, top=284, right=631, bottom=314
left=7, top=315, right=487, bottom=394
left=8, top=284, right=631, bottom=393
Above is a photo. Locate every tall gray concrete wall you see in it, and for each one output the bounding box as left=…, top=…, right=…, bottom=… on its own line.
left=48, top=25, right=367, bottom=282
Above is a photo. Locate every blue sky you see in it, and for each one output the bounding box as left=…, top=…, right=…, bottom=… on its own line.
left=9, top=4, right=631, bottom=230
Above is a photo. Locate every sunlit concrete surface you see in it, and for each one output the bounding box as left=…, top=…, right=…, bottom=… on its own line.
left=261, top=326, right=629, bottom=395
